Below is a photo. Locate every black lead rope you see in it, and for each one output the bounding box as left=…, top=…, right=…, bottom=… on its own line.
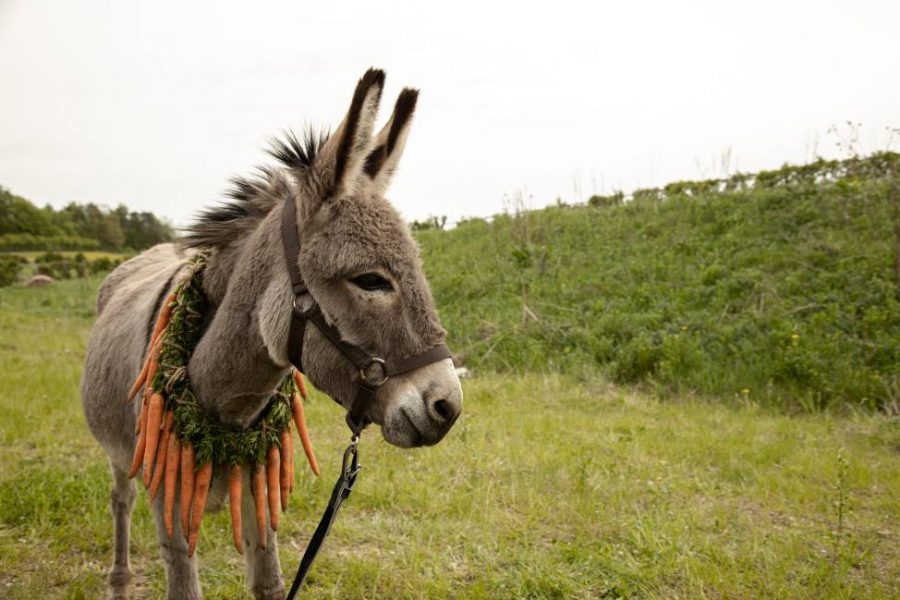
left=286, top=435, right=362, bottom=599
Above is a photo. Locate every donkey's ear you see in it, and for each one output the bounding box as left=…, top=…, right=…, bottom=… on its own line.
left=362, top=88, right=418, bottom=194
left=315, top=68, right=386, bottom=200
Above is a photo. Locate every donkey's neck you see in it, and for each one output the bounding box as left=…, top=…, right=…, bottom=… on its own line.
left=187, top=209, right=290, bottom=427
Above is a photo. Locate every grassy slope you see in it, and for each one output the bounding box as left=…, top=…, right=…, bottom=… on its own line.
left=419, top=172, right=900, bottom=411
left=1, top=278, right=898, bottom=598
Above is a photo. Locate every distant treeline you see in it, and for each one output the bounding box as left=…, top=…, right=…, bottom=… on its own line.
left=0, top=186, right=175, bottom=251
left=587, top=151, right=900, bottom=207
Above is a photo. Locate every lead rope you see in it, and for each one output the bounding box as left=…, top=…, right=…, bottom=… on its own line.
left=286, top=432, right=361, bottom=598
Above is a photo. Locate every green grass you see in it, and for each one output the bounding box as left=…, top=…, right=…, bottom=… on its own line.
left=419, top=154, right=900, bottom=411
left=1, top=278, right=899, bottom=598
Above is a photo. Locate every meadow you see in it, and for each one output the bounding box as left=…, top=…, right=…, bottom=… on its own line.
left=1, top=154, right=899, bottom=598
left=1, top=275, right=898, bottom=598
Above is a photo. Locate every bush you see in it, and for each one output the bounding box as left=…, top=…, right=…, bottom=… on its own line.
left=417, top=152, right=900, bottom=411
left=0, top=255, right=26, bottom=287
left=0, top=234, right=100, bottom=251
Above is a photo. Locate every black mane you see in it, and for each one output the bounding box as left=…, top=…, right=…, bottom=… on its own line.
left=181, top=128, right=328, bottom=249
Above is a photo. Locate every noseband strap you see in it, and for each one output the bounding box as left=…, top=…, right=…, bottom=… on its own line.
left=280, top=193, right=452, bottom=434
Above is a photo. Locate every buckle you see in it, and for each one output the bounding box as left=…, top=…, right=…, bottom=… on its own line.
left=292, top=295, right=318, bottom=319
left=358, top=357, right=388, bottom=387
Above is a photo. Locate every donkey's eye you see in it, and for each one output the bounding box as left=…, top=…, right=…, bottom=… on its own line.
left=351, top=273, right=394, bottom=292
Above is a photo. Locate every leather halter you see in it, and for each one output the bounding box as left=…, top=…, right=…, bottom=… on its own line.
left=279, top=192, right=453, bottom=435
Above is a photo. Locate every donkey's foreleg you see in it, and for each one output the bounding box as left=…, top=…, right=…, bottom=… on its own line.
left=240, top=469, right=285, bottom=600
left=108, top=463, right=136, bottom=600
left=151, top=491, right=203, bottom=599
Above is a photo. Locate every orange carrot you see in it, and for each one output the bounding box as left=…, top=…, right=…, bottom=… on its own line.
left=149, top=410, right=173, bottom=499
left=291, top=393, right=320, bottom=476
left=125, top=335, right=163, bottom=404
left=180, top=441, right=195, bottom=540
left=292, top=370, right=308, bottom=399
left=187, top=462, right=213, bottom=557
left=128, top=398, right=149, bottom=478
left=228, top=465, right=243, bottom=554
left=163, top=434, right=181, bottom=539
left=142, top=393, right=165, bottom=488
left=266, top=446, right=280, bottom=531
left=134, top=395, right=145, bottom=435
left=279, top=429, right=292, bottom=508
left=287, top=429, right=295, bottom=494
left=144, top=346, right=161, bottom=400
left=252, top=466, right=267, bottom=549
left=126, top=355, right=151, bottom=403
left=148, top=293, right=175, bottom=344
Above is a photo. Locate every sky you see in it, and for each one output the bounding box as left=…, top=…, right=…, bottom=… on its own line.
left=1, top=0, right=898, bottom=229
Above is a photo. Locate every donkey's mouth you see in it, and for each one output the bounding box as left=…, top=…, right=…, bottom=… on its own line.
left=399, top=408, right=425, bottom=446
left=380, top=405, right=433, bottom=448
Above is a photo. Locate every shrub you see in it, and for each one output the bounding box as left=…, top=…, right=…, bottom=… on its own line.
left=416, top=152, right=900, bottom=411
left=0, top=255, right=25, bottom=287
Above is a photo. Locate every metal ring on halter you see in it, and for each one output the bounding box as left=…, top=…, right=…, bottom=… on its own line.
left=291, top=295, right=307, bottom=317
left=358, top=357, right=388, bottom=386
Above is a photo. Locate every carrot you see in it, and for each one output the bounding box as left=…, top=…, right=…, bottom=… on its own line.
left=134, top=395, right=145, bottom=435
left=291, top=393, right=320, bottom=476
left=126, top=354, right=151, bottom=403
left=228, top=465, right=243, bottom=554
left=279, top=429, right=292, bottom=508
left=287, top=429, right=295, bottom=494
left=180, top=441, right=195, bottom=541
left=252, top=466, right=267, bottom=549
left=125, top=334, right=163, bottom=404
left=128, top=398, right=149, bottom=479
left=148, top=293, right=175, bottom=345
left=163, top=434, right=181, bottom=539
left=144, top=346, right=161, bottom=400
left=125, top=292, right=172, bottom=405
left=292, top=370, right=308, bottom=399
left=266, top=446, right=280, bottom=531
left=187, top=462, right=213, bottom=557
left=142, top=393, right=165, bottom=488
left=149, top=410, right=173, bottom=499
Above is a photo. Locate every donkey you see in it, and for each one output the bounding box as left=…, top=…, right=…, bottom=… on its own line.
left=81, top=69, right=463, bottom=600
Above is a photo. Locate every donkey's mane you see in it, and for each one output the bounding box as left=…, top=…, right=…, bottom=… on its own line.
left=182, top=128, right=329, bottom=249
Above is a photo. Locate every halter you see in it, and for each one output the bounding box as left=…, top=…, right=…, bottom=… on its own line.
left=280, top=191, right=452, bottom=435
left=279, top=191, right=453, bottom=596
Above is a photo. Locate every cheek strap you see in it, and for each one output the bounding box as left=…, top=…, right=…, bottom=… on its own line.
left=280, top=191, right=452, bottom=434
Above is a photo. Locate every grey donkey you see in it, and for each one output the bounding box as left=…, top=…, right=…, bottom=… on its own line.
left=81, top=68, right=463, bottom=600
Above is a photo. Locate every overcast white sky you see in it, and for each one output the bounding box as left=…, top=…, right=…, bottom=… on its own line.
left=1, top=1, right=898, bottom=228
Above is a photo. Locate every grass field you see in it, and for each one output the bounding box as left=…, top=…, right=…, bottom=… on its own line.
left=1, top=277, right=898, bottom=598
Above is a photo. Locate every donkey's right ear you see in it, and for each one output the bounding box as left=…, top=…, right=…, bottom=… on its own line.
left=314, top=68, right=386, bottom=201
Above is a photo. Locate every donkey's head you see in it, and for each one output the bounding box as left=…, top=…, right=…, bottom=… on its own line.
left=278, top=69, right=462, bottom=447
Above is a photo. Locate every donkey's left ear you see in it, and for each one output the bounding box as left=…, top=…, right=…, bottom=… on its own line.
left=362, top=88, right=419, bottom=194
left=316, top=68, right=386, bottom=200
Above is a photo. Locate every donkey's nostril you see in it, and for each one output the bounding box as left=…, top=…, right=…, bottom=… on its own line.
left=431, top=398, right=459, bottom=424
left=433, top=399, right=452, bottom=421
